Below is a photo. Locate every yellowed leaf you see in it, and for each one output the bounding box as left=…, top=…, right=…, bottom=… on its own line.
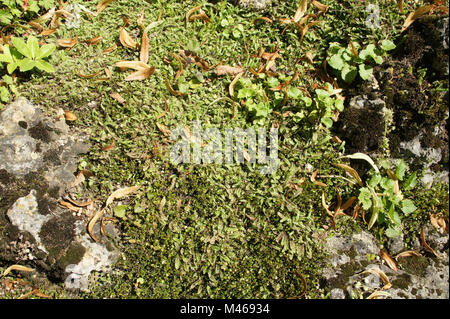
left=395, top=250, right=422, bottom=261
left=78, top=70, right=102, bottom=79
left=333, top=163, right=363, bottom=186
left=58, top=199, right=81, bottom=212
left=125, top=66, right=155, bottom=81
left=85, top=35, right=103, bottom=45
left=115, top=60, right=149, bottom=71
left=64, top=111, right=77, bottom=121
left=430, top=213, right=447, bottom=233
left=2, top=265, right=34, bottom=277
left=186, top=5, right=202, bottom=26
left=165, top=78, right=186, bottom=96
left=229, top=71, right=244, bottom=98
left=156, top=122, right=171, bottom=136
left=41, top=29, right=58, bottom=37
left=119, top=27, right=137, bottom=50
left=312, top=0, right=329, bottom=13
left=103, top=44, right=117, bottom=54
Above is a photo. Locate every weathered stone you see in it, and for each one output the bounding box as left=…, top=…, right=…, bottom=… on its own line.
left=233, top=0, right=271, bottom=10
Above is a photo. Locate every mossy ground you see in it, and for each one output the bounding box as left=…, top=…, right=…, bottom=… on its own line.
left=1, top=0, right=449, bottom=298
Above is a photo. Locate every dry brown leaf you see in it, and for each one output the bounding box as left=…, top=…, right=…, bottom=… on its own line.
left=119, top=27, right=137, bottom=50
left=57, top=36, right=78, bottom=48
left=402, top=5, right=434, bottom=32
left=115, top=60, right=149, bottom=71
left=189, top=9, right=210, bottom=23
left=156, top=122, right=171, bottom=136
left=157, top=99, right=169, bottom=120
left=103, top=44, right=117, bottom=54
left=366, top=290, right=391, bottom=299
left=137, top=10, right=145, bottom=29
left=165, top=78, right=186, bottom=96
left=110, top=92, right=126, bottom=104
left=125, top=66, right=155, bottom=81
left=253, top=17, right=273, bottom=24
left=171, top=53, right=184, bottom=81
left=97, top=0, right=115, bottom=15
left=229, top=71, right=243, bottom=98
left=140, top=31, right=149, bottom=64
left=321, top=192, right=333, bottom=217
left=64, top=110, right=77, bottom=121
left=78, top=70, right=101, bottom=79
left=364, top=268, right=392, bottom=290
left=420, top=228, right=439, bottom=257
left=101, top=140, right=115, bottom=151
left=186, top=5, right=202, bottom=26
left=64, top=197, right=94, bottom=208
left=333, top=163, right=363, bottom=186
left=380, top=249, right=398, bottom=272
left=294, top=0, right=308, bottom=23
left=122, top=16, right=132, bottom=26
left=300, top=20, right=321, bottom=42
left=395, top=250, right=422, bottom=261
left=32, top=289, right=51, bottom=299
left=311, top=170, right=326, bottom=187
left=85, top=35, right=103, bottom=45
left=2, top=265, right=34, bottom=277
left=312, top=0, right=329, bottom=13
left=430, top=213, right=447, bottom=233
left=40, top=29, right=56, bottom=36
left=58, top=199, right=81, bottom=212
left=214, top=65, right=244, bottom=76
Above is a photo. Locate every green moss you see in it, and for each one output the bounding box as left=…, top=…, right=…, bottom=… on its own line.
left=57, top=242, right=86, bottom=270
left=392, top=273, right=412, bottom=289
left=398, top=255, right=429, bottom=277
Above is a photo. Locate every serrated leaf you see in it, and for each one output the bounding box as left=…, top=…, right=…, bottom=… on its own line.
left=395, top=159, right=407, bottom=180
left=359, top=187, right=372, bottom=210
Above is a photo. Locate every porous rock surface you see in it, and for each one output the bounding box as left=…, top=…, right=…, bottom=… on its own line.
left=0, top=97, right=118, bottom=291
left=322, top=228, right=449, bottom=299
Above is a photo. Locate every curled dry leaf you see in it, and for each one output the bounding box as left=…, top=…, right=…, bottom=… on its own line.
left=395, top=250, right=422, bottom=261
left=156, top=122, right=171, bottom=136
left=78, top=70, right=102, bottom=79
left=157, top=99, right=170, bottom=120
left=364, top=268, right=391, bottom=290
left=119, top=27, right=137, bottom=50
left=186, top=5, right=202, bottom=26
left=125, top=66, right=155, bottom=81
left=310, top=170, right=327, bottom=187
left=229, top=71, right=244, bottom=98
left=57, top=36, right=78, bottom=48
left=64, top=111, right=77, bottom=121
left=165, top=78, right=186, bottom=96
left=380, top=249, right=398, bottom=272
left=366, top=290, right=391, bottom=299
left=2, top=265, right=34, bottom=277
left=293, top=0, right=308, bottom=23
left=103, top=44, right=117, bottom=54
left=402, top=5, right=434, bottom=32
left=430, top=213, right=448, bottom=233
left=333, top=163, right=363, bottom=186
left=88, top=185, right=141, bottom=242
left=97, top=0, right=115, bottom=15
left=171, top=53, right=184, bottom=81
left=58, top=199, right=81, bottom=212
left=64, top=197, right=94, bottom=208
left=312, top=0, right=329, bottom=13
left=214, top=65, right=244, bottom=76
left=420, top=228, right=439, bottom=257
left=115, top=60, right=149, bottom=71
left=40, top=29, right=56, bottom=36
left=85, top=35, right=103, bottom=45
left=253, top=17, right=273, bottom=24
left=189, top=9, right=210, bottom=23
left=101, top=139, right=115, bottom=151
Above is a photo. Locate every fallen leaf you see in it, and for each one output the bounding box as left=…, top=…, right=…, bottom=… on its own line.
left=311, top=170, right=327, bottom=187
left=156, top=122, right=171, bottom=136
left=78, top=70, right=102, bottom=79
left=57, top=36, right=78, bottom=48
left=32, top=289, right=51, bottom=299
left=122, top=16, right=132, bottom=26
left=40, top=29, right=56, bottom=36
left=101, top=139, right=115, bottom=151
left=171, top=53, right=184, bottom=81
left=299, top=20, right=321, bottom=42
left=140, top=31, right=149, bottom=64
left=186, top=5, right=202, bottom=26
left=253, top=17, right=273, bottom=24
left=214, top=65, right=244, bottom=76
left=85, top=35, right=103, bottom=45
left=103, top=44, right=117, bottom=54
left=343, top=152, right=380, bottom=173
left=420, top=228, right=439, bottom=257
left=115, top=60, right=149, bottom=71
left=165, top=78, right=186, bottom=96
left=125, top=66, right=155, bottom=81
left=189, top=9, right=210, bottom=23
left=110, top=92, right=126, bottom=104
left=96, top=0, right=115, bottom=15
left=119, top=27, right=137, bottom=50
left=395, top=250, right=422, bottom=261
left=64, top=197, right=94, bottom=208
left=402, top=5, right=435, bottom=32
left=58, top=199, right=81, bottom=212
left=312, top=0, right=329, bottom=13
left=2, top=265, right=34, bottom=277
left=294, top=0, right=308, bottom=23
left=137, top=10, right=145, bottom=29
left=64, top=111, right=77, bottom=121
left=366, top=290, right=391, bottom=299
left=380, top=249, right=398, bottom=272
left=430, top=213, right=447, bottom=233
left=157, top=99, right=170, bottom=119
left=229, top=71, right=244, bottom=97
left=333, top=163, right=363, bottom=186
left=364, top=268, right=392, bottom=290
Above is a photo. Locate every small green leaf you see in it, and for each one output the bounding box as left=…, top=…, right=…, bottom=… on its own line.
left=0, top=46, right=14, bottom=63
left=334, top=98, right=344, bottom=112
left=401, top=199, right=417, bottom=215
left=359, top=187, right=372, bottom=210
left=395, top=159, right=407, bottom=180
left=328, top=54, right=345, bottom=70
left=37, top=43, right=56, bottom=59
left=321, top=116, right=333, bottom=128
left=385, top=225, right=402, bottom=238
left=359, top=64, right=373, bottom=80
left=7, top=62, right=18, bottom=74
left=288, top=86, right=302, bottom=99
left=380, top=39, right=396, bottom=51
left=113, top=205, right=128, bottom=218
left=403, top=172, right=417, bottom=190
left=266, top=77, right=280, bottom=88
left=11, top=37, right=31, bottom=58
left=18, top=58, right=36, bottom=72
left=341, top=65, right=357, bottom=83
left=35, top=60, right=55, bottom=73
left=368, top=174, right=382, bottom=188
left=27, top=36, right=39, bottom=59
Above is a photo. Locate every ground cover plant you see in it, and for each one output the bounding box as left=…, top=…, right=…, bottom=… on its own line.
left=0, top=0, right=448, bottom=299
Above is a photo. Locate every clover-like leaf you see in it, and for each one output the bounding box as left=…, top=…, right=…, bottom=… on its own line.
left=380, top=39, right=396, bottom=51
left=359, top=64, right=373, bottom=80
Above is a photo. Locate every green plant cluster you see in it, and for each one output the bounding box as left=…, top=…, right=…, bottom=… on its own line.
left=358, top=158, right=417, bottom=238
left=327, top=39, right=396, bottom=83
left=0, top=36, right=56, bottom=73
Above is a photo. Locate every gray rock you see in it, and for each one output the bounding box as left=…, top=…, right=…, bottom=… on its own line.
left=387, top=233, right=405, bottom=255
left=330, top=288, right=345, bottom=299
left=234, top=0, right=271, bottom=10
